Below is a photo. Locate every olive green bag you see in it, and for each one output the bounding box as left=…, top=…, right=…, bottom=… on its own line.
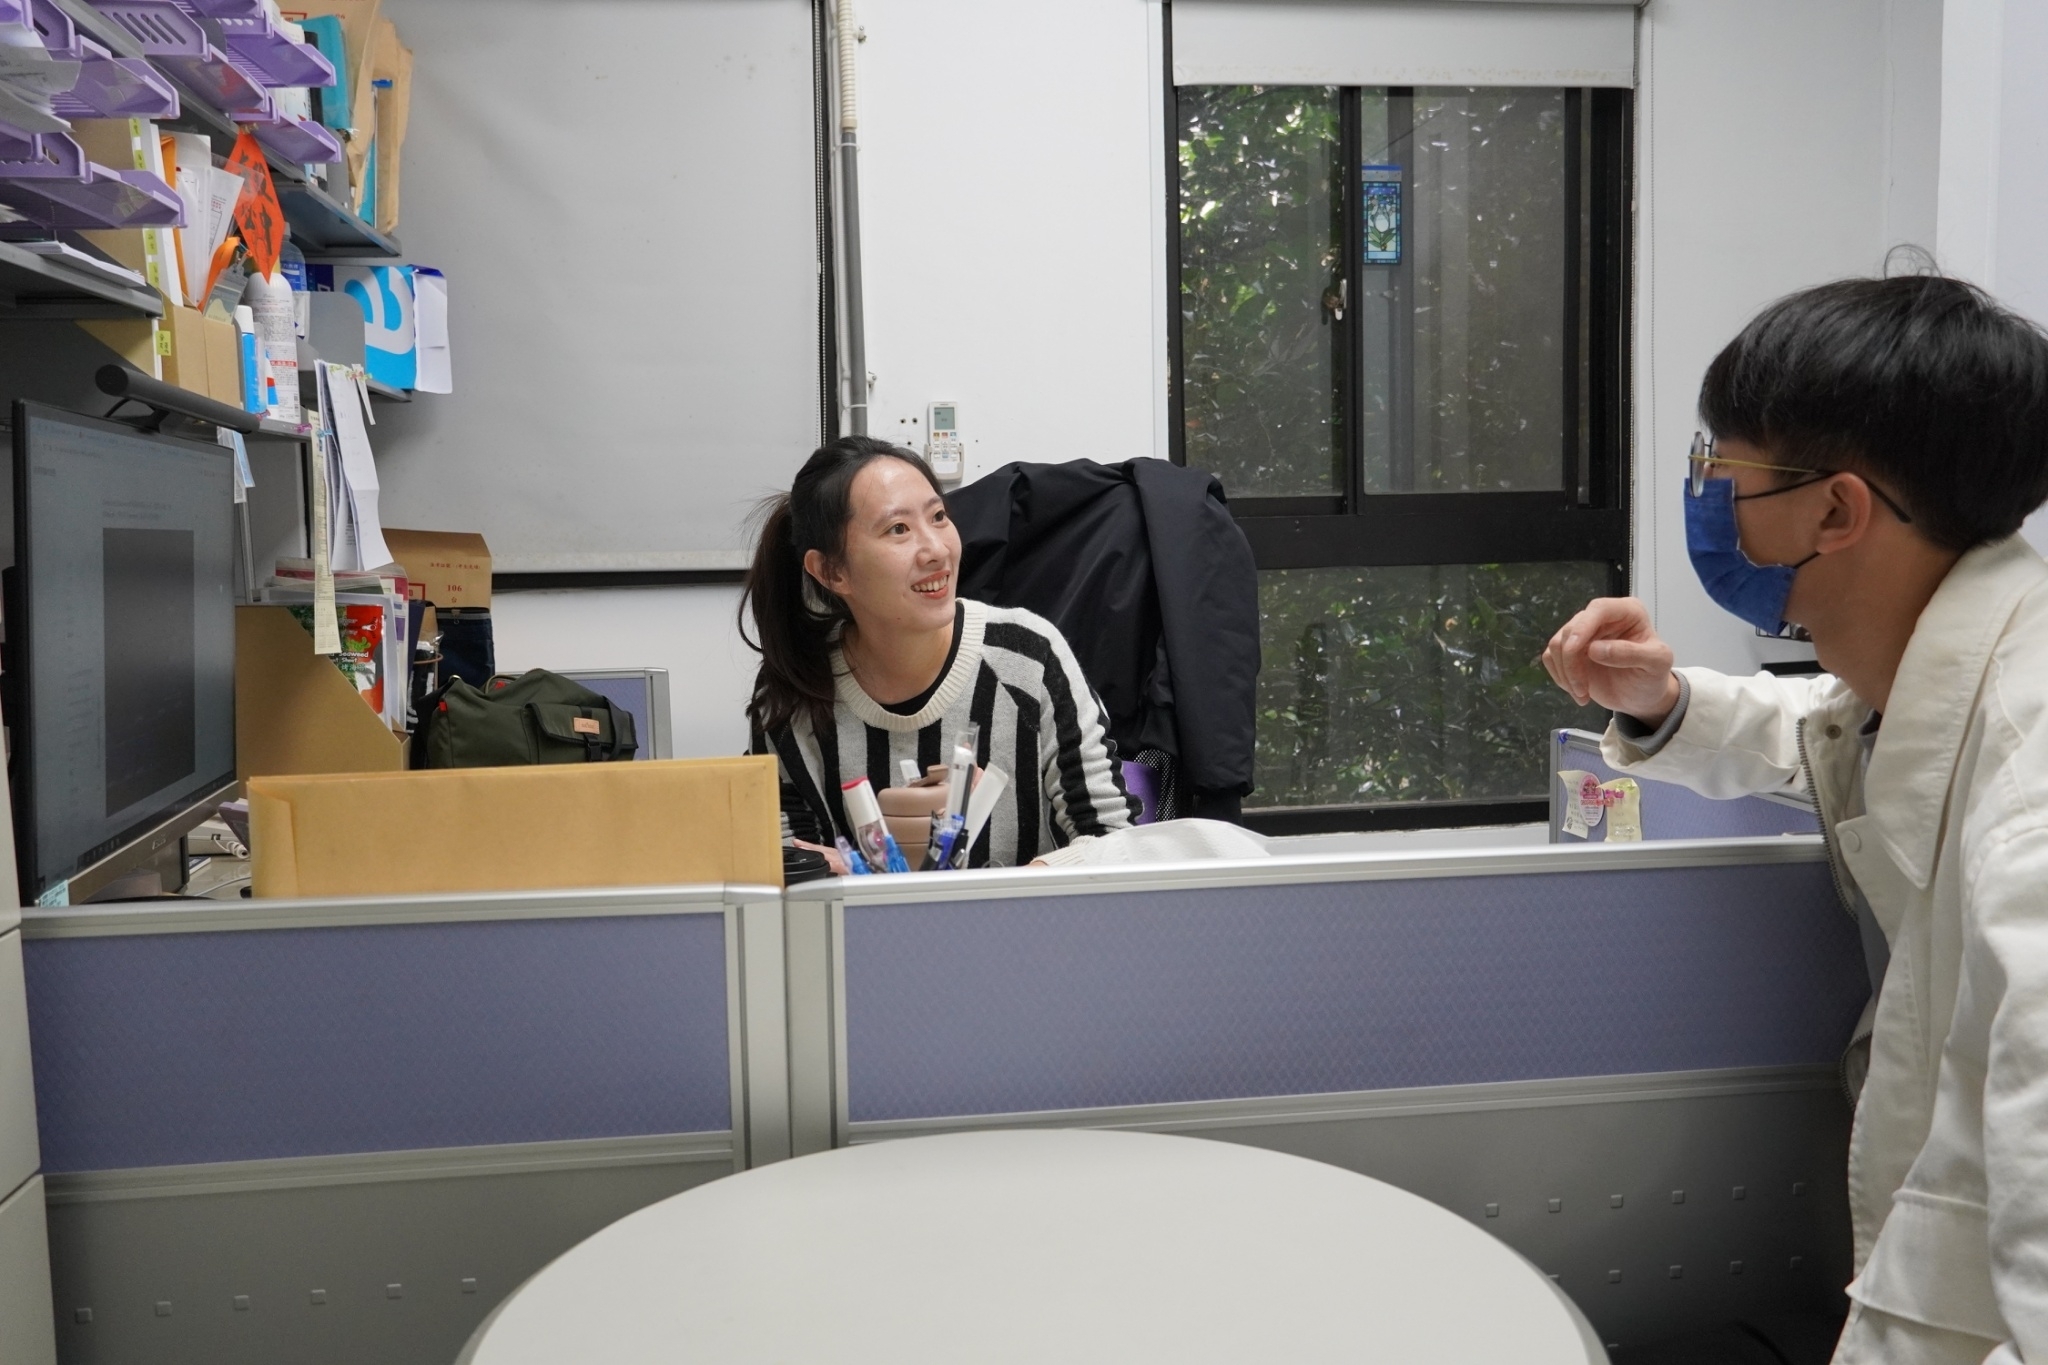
left=414, top=669, right=638, bottom=769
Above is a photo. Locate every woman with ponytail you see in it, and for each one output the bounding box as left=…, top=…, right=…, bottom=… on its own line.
left=742, top=436, right=1136, bottom=870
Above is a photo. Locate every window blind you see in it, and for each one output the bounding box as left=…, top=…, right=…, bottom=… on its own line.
left=1171, top=1, right=1638, bottom=89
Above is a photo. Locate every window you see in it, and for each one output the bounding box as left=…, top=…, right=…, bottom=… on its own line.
left=1172, top=80, right=1633, bottom=832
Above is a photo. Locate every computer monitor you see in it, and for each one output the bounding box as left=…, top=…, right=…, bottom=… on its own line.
left=6, top=401, right=237, bottom=905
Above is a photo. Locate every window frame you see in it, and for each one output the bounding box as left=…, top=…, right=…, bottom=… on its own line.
left=1164, top=34, right=1637, bottom=834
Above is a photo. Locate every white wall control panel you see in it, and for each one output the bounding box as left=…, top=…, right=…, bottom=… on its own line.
left=925, top=402, right=963, bottom=481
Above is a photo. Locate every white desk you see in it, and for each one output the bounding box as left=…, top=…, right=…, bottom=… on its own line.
left=461, top=1128, right=1605, bottom=1364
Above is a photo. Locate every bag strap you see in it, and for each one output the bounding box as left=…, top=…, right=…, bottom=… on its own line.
left=410, top=676, right=468, bottom=769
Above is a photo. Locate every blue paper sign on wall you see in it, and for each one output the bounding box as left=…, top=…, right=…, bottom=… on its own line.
left=334, top=264, right=418, bottom=392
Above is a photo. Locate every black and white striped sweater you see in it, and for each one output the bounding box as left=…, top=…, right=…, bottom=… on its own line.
left=760, top=600, right=1137, bottom=867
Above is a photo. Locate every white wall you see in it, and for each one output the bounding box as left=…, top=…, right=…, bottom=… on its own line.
left=850, top=0, right=1166, bottom=473
left=1634, top=0, right=1942, bottom=674
left=1937, top=0, right=2048, bottom=555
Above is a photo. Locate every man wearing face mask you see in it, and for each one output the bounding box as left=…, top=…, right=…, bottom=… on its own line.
left=1543, top=274, right=2048, bottom=1365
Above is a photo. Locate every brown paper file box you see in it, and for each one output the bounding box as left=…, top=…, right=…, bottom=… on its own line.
left=383, top=527, right=490, bottom=606
left=237, top=605, right=406, bottom=780
left=248, top=756, right=782, bottom=898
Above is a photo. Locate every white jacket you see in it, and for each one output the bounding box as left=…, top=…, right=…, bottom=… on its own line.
left=1602, top=536, right=2048, bottom=1354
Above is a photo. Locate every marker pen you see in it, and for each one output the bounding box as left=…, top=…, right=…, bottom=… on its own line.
left=922, top=724, right=980, bottom=871
left=843, top=777, right=889, bottom=873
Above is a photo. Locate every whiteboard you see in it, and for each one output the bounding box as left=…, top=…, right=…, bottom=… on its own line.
left=370, top=0, right=820, bottom=573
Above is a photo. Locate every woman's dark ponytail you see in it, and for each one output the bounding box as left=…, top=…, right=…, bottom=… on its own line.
left=740, top=435, right=942, bottom=736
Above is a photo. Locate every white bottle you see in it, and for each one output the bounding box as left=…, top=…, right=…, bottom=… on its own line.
left=245, top=270, right=301, bottom=423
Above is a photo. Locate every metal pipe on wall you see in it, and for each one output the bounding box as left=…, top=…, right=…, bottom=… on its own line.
left=836, top=0, right=868, bottom=436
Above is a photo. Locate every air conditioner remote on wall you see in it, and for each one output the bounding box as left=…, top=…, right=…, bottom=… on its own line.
left=925, top=402, right=963, bottom=481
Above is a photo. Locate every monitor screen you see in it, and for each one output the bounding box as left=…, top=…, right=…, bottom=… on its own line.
left=11, top=403, right=236, bottom=902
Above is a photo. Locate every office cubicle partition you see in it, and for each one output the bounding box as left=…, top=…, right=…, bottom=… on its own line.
left=784, top=839, right=1868, bottom=1347
left=0, top=902, right=55, bottom=1365
left=21, top=884, right=785, bottom=1365
left=20, top=839, right=1873, bottom=1360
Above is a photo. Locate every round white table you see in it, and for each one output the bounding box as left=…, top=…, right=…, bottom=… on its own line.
left=461, top=1128, right=1605, bottom=1365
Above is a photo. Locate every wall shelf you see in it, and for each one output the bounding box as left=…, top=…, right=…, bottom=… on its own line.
left=250, top=414, right=309, bottom=441
left=0, top=240, right=163, bottom=318
left=365, top=377, right=409, bottom=402
left=275, top=179, right=401, bottom=259
left=46, top=0, right=403, bottom=261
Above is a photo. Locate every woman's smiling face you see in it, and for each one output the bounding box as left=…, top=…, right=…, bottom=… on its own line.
left=807, top=456, right=959, bottom=635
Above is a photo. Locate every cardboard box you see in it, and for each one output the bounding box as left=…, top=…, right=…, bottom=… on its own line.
left=248, top=755, right=781, bottom=897
left=238, top=605, right=406, bottom=782
left=157, top=304, right=208, bottom=395
left=383, top=528, right=490, bottom=607
left=75, top=317, right=161, bottom=380
left=370, top=17, right=411, bottom=233
left=202, top=310, right=243, bottom=409
left=294, top=0, right=381, bottom=210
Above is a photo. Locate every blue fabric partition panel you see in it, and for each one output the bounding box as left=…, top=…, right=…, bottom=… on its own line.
left=841, top=863, right=1867, bottom=1123
left=26, top=914, right=732, bottom=1172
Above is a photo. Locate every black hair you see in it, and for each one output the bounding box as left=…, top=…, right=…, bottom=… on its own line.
left=1699, top=273, right=2048, bottom=551
left=740, top=435, right=944, bottom=735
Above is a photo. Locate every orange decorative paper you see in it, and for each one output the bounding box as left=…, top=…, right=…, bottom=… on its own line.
left=224, top=131, right=286, bottom=279
left=202, top=234, right=241, bottom=308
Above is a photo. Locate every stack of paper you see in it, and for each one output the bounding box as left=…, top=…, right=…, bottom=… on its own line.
left=414, top=265, right=451, bottom=393
left=166, top=131, right=243, bottom=310
left=268, top=548, right=412, bottom=732
left=315, top=358, right=392, bottom=574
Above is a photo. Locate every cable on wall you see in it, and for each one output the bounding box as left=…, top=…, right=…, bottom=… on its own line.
left=813, top=0, right=840, bottom=447
left=836, top=0, right=869, bottom=436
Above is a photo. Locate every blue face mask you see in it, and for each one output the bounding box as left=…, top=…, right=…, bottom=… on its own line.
left=1683, top=477, right=1819, bottom=635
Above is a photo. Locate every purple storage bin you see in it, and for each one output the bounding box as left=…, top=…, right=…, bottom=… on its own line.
left=33, top=0, right=180, bottom=121
left=0, top=3, right=73, bottom=137
left=0, top=0, right=30, bottom=27
left=24, top=0, right=78, bottom=58
left=152, top=0, right=334, bottom=89
left=51, top=49, right=180, bottom=119
left=215, top=15, right=335, bottom=89
left=0, top=132, right=183, bottom=228
left=95, top=0, right=267, bottom=111
left=0, top=109, right=55, bottom=144
left=240, top=107, right=340, bottom=162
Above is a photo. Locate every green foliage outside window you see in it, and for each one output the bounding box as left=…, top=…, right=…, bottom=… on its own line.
left=1255, top=562, right=1611, bottom=807
left=1178, top=85, right=1342, bottom=498
left=1177, top=85, right=1613, bottom=810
